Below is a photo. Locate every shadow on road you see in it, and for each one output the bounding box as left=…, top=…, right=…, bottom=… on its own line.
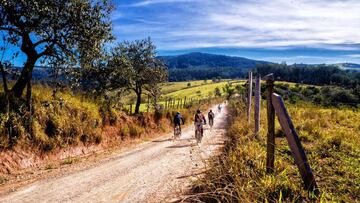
left=166, top=144, right=195, bottom=149
left=152, top=138, right=172, bottom=143
left=176, top=171, right=205, bottom=179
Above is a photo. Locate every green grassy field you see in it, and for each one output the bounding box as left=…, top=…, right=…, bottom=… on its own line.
left=127, top=79, right=245, bottom=112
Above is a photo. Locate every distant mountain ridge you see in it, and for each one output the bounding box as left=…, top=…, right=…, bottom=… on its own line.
left=4, top=53, right=359, bottom=82
left=158, top=52, right=270, bottom=69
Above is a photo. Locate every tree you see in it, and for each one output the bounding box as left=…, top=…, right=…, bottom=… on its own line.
left=0, top=0, right=113, bottom=98
left=223, top=84, right=235, bottom=99
left=214, top=87, right=221, bottom=97
left=109, top=38, right=168, bottom=114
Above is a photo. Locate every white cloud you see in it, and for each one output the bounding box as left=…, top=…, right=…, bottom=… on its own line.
left=125, top=0, right=197, bottom=7
left=115, top=0, right=360, bottom=50
left=346, top=54, right=360, bottom=58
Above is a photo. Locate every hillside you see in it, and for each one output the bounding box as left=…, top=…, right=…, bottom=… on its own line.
left=5, top=54, right=360, bottom=82
left=159, top=52, right=269, bottom=69
left=334, top=63, right=360, bottom=70
left=159, top=52, right=270, bottom=81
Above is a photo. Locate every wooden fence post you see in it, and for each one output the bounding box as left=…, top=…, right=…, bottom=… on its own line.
left=247, top=71, right=253, bottom=123
left=272, top=93, right=318, bottom=191
left=264, top=73, right=275, bottom=173
left=184, top=96, right=187, bottom=108
left=254, top=75, right=261, bottom=136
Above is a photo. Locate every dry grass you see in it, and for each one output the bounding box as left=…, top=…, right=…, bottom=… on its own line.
left=0, top=83, right=223, bottom=152
left=190, top=99, right=360, bottom=202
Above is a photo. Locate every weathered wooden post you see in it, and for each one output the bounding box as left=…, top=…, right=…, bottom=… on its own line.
left=264, top=73, right=275, bottom=173
left=247, top=71, right=253, bottom=123
left=272, top=93, right=318, bottom=191
left=254, top=75, right=261, bottom=136
left=183, top=96, right=187, bottom=108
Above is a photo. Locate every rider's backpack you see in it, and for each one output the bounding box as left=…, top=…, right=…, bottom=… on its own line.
left=195, top=113, right=203, bottom=123
left=208, top=112, right=214, bottom=119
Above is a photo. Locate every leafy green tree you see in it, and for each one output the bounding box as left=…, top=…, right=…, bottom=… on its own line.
left=0, top=0, right=113, bottom=98
left=223, top=84, right=235, bottom=99
left=235, top=84, right=245, bottom=95
left=109, top=38, right=168, bottom=114
left=214, top=87, right=221, bottom=97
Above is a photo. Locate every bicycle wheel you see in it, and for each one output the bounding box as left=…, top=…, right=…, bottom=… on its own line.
left=195, top=129, right=200, bottom=144
left=174, top=126, right=179, bottom=140
left=209, top=119, right=213, bottom=128
left=176, top=127, right=181, bottom=139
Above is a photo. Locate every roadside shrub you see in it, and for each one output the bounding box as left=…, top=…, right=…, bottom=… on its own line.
left=119, top=124, right=130, bottom=140
left=129, top=125, right=144, bottom=138
left=154, top=107, right=164, bottom=124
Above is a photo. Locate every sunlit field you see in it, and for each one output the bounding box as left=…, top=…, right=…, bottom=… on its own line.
left=191, top=97, right=360, bottom=202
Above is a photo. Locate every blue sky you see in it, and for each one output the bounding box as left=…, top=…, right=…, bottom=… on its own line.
left=2, top=0, right=360, bottom=66
left=112, top=0, right=360, bottom=64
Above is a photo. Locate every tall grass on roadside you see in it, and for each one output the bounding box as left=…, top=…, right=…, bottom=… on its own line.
left=189, top=99, right=360, bottom=202
left=0, top=85, right=103, bottom=151
left=0, top=83, right=224, bottom=152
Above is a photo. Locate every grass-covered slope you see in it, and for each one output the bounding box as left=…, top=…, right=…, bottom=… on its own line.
left=1, top=81, right=226, bottom=152
left=191, top=99, right=360, bottom=202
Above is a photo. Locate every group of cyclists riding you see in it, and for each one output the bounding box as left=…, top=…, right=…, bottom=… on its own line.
left=173, top=104, right=222, bottom=143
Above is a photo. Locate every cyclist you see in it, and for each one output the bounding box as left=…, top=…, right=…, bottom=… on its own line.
left=208, top=109, right=215, bottom=127
left=218, top=104, right=222, bottom=113
left=194, top=109, right=206, bottom=137
left=173, top=112, right=184, bottom=135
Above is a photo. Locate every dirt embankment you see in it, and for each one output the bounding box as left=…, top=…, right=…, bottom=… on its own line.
left=0, top=112, right=172, bottom=187
left=0, top=104, right=228, bottom=202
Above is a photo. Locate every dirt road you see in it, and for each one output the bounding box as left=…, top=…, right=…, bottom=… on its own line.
left=0, top=105, right=228, bottom=203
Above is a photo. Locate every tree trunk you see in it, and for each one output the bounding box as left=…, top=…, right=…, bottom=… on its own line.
left=1, top=63, right=10, bottom=115
left=26, top=77, right=32, bottom=112
left=134, top=87, right=142, bottom=114
left=11, top=58, right=36, bottom=98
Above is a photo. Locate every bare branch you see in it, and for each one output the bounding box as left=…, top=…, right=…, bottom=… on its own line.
left=34, top=38, right=52, bottom=47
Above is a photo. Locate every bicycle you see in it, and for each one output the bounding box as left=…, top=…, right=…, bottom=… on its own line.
left=174, top=125, right=181, bottom=140
left=194, top=122, right=203, bottom=144
left=209, top=118, right=214, bottom=129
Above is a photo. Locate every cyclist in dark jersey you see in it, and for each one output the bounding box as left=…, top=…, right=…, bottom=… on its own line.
left=173, top=112, right=184, bottom=134
left=208, top=109, right=215, bottom=127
